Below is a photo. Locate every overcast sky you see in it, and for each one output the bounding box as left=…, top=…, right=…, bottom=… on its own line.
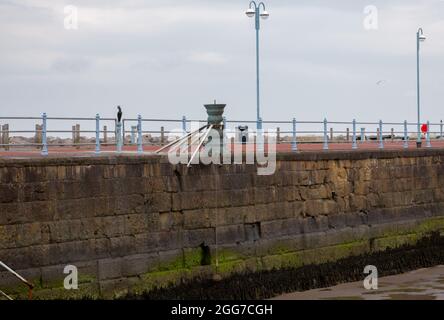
left=1, top=0, right=444, bottom=128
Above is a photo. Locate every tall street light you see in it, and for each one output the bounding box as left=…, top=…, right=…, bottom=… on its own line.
left=416, top=27, right=426, bottom=148
left=245, top=1, right=269, bottom=130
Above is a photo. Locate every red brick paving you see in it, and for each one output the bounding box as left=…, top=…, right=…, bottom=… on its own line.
left=1, top=140, right=443, bottom=158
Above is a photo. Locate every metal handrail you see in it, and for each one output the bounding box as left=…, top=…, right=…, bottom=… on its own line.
left=1, top=114, right=444, bottom=154
left=0, top=261, right=34, bottom=300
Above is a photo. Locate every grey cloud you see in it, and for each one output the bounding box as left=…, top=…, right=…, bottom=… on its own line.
left=0, top=0, right=443, bottom=125
left=50, top=57, right=92, bottom=73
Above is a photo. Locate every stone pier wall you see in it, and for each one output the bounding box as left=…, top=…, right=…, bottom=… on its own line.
left=1, top=150, right=444, bottom=298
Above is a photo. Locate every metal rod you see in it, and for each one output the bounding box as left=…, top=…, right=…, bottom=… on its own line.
left=440, top=120, right=443, bottom=140
left=323, top=118, right=328, bottom=150
left=137, top=115, right=143, bottom=154
left=257, top=117, right=264, bottom=152
left=182, top=116, right=187, bottom=134
left=379, top=120, right=384, bottom=149
left=352, top=119, right=357, bottom=149
left=426, top=120, right=431, bottom=148
left=255, top=5, right=261, bottom=130
left=95, top=114, right=100, bottom=154
left=187, top=125, right=214, bottom=167
left=122, top=119, right=126, bottom=147
left=404, top=120, right=409, bottom=149
left=0, top=261, right=34, bottom=289
left=171, top=126, right=205, bottom=155
left=116, top=122, right=122, bottom=153
left=417, top=29, right=421, bottom=145
left=41, top=113, right=48, bottom=156
left=223, top=116, right=228, bottom=153
left=156, top=125, right=206, bottom=153
left=0, top=289, right=13, bottom=300
left=291, top=118, right=297, bottom=152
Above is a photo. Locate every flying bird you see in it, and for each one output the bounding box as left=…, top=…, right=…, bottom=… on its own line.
left=117, top=106, right=122, bottom=123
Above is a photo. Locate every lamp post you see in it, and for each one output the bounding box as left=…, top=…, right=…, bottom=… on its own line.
left=245, top=1, right=269, bottom=131
left=416, top=28, right=426, bottom=148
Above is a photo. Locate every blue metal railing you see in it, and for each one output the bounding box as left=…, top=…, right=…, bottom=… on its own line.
left=1, top=114, right=444, bottom=156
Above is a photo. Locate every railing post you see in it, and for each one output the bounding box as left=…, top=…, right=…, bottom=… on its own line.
left=103, top=125, right=108, bottom=144
left=223, top=116, right=228, bottom=152
left=95, top=113, right=100, bottom=154
left=116, top=122, right=122, bottom=153
left=352, top=119, right=358, bottom=149
left=75, top=124, right=80, bottom=147
left=34, top=124, right=42, bottom=147
left=323, top=118, right=328, bottom=150
left=130, top=126, right=137, bottom=144
left=160, top=126, right=165, bottom=146
left=41, top=113, right=48, bottom=156
left=379, top=120, right=384, bottom=149
left=426, top=120, right=431, bottom=148
left=291, top=118, right=298, bottom=152
left=360, top=128, right=365, bottom=143
left=137, top=114, right=143, bottom=154
left=403, top=120, right=409, bottom=149
left=440, top=120, right=443, bottom=140
left=2, top=124, right=9, bottom=151
left=122, top=120, right=126, bottom=146
left=346, top=128, right=350, bottom=142
left=182, top=116, right=187, bottom=135
left=330, top=128, right=333, bottom=141
left=257, top=117, right=264, bottom=152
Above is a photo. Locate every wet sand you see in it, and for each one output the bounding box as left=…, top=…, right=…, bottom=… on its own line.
left=273, top=265, right=444, bottom=300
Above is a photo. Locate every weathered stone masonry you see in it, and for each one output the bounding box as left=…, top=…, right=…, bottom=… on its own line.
left=1, top=150, right=444, bottom=298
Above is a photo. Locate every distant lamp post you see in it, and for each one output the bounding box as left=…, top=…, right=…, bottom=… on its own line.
left=245, top=1, right=269, bottom=130
left=416, top=27, right=426, bottom=148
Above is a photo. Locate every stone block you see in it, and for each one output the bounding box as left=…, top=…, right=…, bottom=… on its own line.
left=183, top=208, right=211, bottom=229
left=184, top=228, right=215, bottom=247
left=328, top=213, right=347, bottom=229
left=122, top=253, right=158, bottom=277
left=134, top=232, right=159, bottom=254
left=216, top=225, right=245, bottom=245
left=109, top=236, right=137, bottom=258
left=115, top=194, right=145, bottom=215
left=0, top=203, right=21, bottom=225
left=261, top=218, right=301, bottom=239
left=123, top=214, right=150, bottom=234
left=98, top=258, right=123, bottom=280
left=303, top=199, right=337, bottom=217
left=158, top=230, right=184, bottom=251
left=0, top=184, right=18, bottom=203
left=159, top=211, right=183, bottom=231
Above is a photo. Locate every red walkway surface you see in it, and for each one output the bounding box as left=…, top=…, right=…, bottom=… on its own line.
left=1, top=141, right=444, bottom=158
